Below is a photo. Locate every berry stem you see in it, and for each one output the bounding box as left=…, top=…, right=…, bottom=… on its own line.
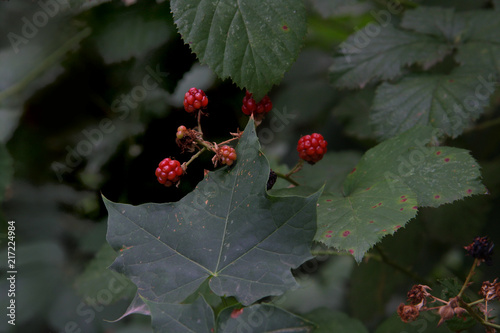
left=195, top=138, right=215, bottom=152
left=183, top=147, right=207, bottom=170
left=197, top=111, right=203, bottom=136
left=467, top=298, right=485, bottom=306
left=457, top=258, right=479, bottom=298
left=285, top=160, right=304, bottom=178
left=457, top=297, right=500, bottom=330
left=218, top=136, right=240, bottom=146
left=274, top=171, right=300, bottom=187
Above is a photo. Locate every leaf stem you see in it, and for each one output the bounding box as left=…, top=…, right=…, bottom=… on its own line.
left=0, top=27, right=92, bottom=103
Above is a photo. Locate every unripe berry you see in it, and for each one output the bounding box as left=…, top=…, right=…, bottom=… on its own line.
left=155, top=158, right=183, bottom=187
left=176, top=125, right=187, bottom=139
left=218, top=145, right=237, bottom=166
left=184, top=87, right=208, bottom=113
left=297, top=133, right=328, bottom=164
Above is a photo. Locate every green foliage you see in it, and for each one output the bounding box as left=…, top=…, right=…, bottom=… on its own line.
left=146, top=296, right=215, bottom=333
left=105, top=119, right=321, bottom=308
left=330, top=6, right=500, bottom=139
left=1, top=0, right=499, bottom=332
left=314, top=126, right=485, bottom=261
left=170, top=0, right=307, bottom=100
left=74, top=243, right=136, bottom=304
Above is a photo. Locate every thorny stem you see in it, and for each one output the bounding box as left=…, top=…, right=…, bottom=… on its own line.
left=458, top=258, right=479, bottom=298
left=275, top=171, right=301, bottom=187
left=182, top=147, right=207, bottom=170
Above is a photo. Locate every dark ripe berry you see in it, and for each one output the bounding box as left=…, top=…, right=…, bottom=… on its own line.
left=155, top=158, right=183, bottom=187
left=183, top=87, right=208, bottom=113
left=464, top=236, right=494, bottom=265
left=267, top=169, right=277, bottom=190
left=241, top=91, right=272, bottom=116
left=176, top=125, right=188, bottom=139
left=219, top=145, right=237, bottom=166
left=297, top=133, right=328, bottom=164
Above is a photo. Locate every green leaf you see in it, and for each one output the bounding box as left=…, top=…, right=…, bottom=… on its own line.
left=456, top=11, right=500, bottom=74
left=0, top=143, right=13, bottom=202
left=93, top=13, right=173, bottom=64
left=105, top=119, right=321, bottom=306
left=216, top=304, right=314, bottom=332
left=314, top=126, right=486, bottom=261
left=330, top=26, right=451, bottom=88
left=316, top=180, right=417, bottom=262
left=400, top=7, right=465, bottom=41
left=145, top=296, right=215, bottom=333
left=293, top=151, right=363, bottom=194
left=304, top=308, right=368, bottom=333
left=333, top=89, right=375, bottom=139
left=309, top=0, right=371, bottom=19
left=371, top=66, right=496, bottom=139
left=74, top=244, right=136, bottom=304
left=170, top=0, right=307, bottom=100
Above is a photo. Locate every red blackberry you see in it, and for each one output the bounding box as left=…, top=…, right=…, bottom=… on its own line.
left=297, top=133, right=328, bottom=164
left=155, top=158, right=184, bottom=187
left=183, top=87, right=208, bottom=113
left=218, top=145, right=237, bottom=166
left=241, top=91, right=272, bottom=117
